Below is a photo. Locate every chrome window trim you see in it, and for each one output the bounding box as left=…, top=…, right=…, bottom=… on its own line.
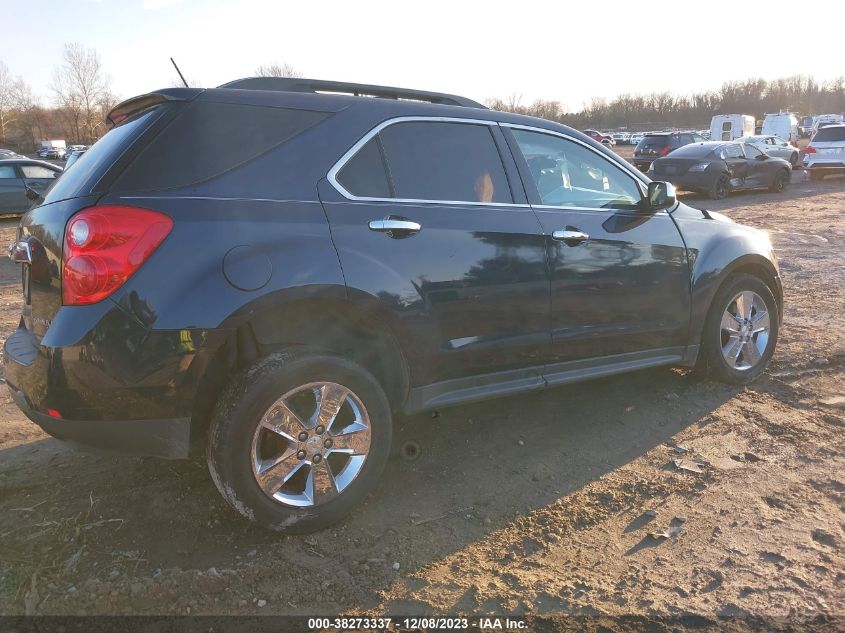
left=326, top=116, right=526, bottom=208
left=500, top=122, right=651, bottom=211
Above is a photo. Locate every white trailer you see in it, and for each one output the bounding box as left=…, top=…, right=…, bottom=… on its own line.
left=710, top=115, right=755, bottom=142
left=39, top=140, right=67, bottom=149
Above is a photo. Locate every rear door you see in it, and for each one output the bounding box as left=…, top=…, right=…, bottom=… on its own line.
left=0, top=163, right=26, bottom=213
left=320, top=118, right=551, bottom=389
left=504, top=125, right=690, bottom=371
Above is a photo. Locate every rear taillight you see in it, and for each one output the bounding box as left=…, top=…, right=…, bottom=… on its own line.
left=659, top=145, right=672, bottom=156
left=804, top=146, right=816, bottom=154
left=62, top=205, right=173, bottom=306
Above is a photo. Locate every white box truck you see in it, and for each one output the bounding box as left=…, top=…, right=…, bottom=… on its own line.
left=710, top=115, right=755, bottom=142
left=39, top=140, right=67, bottom=149
left=761, top=112, right=800, bottom=145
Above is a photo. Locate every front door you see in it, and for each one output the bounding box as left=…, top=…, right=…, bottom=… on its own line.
left=0, top=164, right=26, bottom=213
left=320, top=118, right=551, bottom=389
left=504, top=126, right=691, bottom=368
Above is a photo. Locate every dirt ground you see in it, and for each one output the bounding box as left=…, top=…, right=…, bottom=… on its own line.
left=0, top=165, right=843, bottom=627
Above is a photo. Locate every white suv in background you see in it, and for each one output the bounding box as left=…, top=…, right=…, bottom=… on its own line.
left=803, top=124, right=845, bottom=181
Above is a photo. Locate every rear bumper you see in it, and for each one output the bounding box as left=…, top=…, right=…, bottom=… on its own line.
left=8, top=386, right=190, bottom=458
left=3, top=318, right=207, bottom=460
left=803, top=157, right=845, bottom=172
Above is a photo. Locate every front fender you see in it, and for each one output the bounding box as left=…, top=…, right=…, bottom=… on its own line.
left=677, top=213, right=781, bottom=347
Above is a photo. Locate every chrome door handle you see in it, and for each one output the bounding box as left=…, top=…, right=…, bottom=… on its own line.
left=552, top=229, right=590, bottom=245
left=368, top=219, right=421, bottom=234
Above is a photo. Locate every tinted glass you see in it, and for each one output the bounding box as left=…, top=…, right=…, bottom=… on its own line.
left=336, top=137, right=391, bottom=198
left=44, top=106, right=162, bottom=205
left=378, top=122, right=512, bottom=203
left=21, top=165, right=58, bottom=179
left=638, top=135, right=670, bottom=150
left=512, top=130, right=642, bottom=210
left=742, top=144, right=763, bottom=158
left=114, top=101, right=331, bottom=192
left=813, top=127, right=845, bottom=142
left=662, top=143, right=713, bottom=158
left=0, top=165, right=16, bottom=178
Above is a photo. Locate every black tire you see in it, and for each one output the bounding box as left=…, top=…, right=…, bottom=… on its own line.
left=697, top=274, right=779, bottom=385
left=768, top=169, right=789, bottom=193
left=207, top=350, right=392, bottom=533
left=710, top=174, right=730, bottom=199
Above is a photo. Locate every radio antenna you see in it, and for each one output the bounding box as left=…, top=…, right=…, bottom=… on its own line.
left=170, top=57, right=189, bottom=87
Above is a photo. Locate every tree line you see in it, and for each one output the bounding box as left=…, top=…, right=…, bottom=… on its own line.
left=0, top=46, right=302, bottom=152
left=486, top=75, right=845, bottom=130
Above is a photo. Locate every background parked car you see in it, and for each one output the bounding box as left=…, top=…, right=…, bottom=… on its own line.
left=650, top=140, right=791, bottom=199
left=740, top=135, right=800, bottom=167
left=36, top=147, right=66, bottom=160
left=0, top=149, right=24, bottom=160
left=583, top=129, right=615, bottom=146
left=63, top=148, right=88, bottom=171
left=803, top=124, right=845, bottom=181
left=0, top=159, right=62, bottom=214
left=629, top=132, right=645, bottom=146
left=632, top=131, right=706, bottom=171
left=611, top=132, right=631, bottom=144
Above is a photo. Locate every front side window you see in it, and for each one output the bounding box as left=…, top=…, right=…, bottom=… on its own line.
left=21, top=165, right=58, bottom=179
left=0, top=165, right=17, bottom=179
left=742, top=144, right=763, bottom=159
left=722, top=144, right=744, bottom=159
left=511, top=129, right=642, bottom=210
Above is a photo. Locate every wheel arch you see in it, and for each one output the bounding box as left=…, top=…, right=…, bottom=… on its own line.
left=187, top=291, right=411, bottom=449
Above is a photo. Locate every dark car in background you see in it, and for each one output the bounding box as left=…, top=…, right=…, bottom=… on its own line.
left=63, top=148, right=88, bottom=171
left=5, top=78, right=782, bottom=533
left=633, top=131, right=706, bottom=171
left=0, top=159, right=62, bottom=214
left=650, top=141, right=792, bottom=199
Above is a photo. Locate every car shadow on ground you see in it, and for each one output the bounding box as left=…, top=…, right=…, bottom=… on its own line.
left=0, top=364, right=749, bottom=613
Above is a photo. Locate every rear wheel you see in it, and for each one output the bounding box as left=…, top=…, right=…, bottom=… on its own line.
left=769, top=169, right=789, bottom=193
left=710, top=174, right=730, bottom=199
left=698, top=274, right=779, bottom=384
left=207, top=351, right=392, bottom=533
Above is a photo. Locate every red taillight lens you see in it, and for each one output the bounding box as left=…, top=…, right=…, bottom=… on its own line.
left=62, top=205, right=173, bottom=306
left=659, top=145, right=671, bottom=156
left=804, top=146, right=816, bottom=154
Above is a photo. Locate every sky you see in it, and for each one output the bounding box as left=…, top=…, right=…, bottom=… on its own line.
left=2, top=0, right=841, bottom=111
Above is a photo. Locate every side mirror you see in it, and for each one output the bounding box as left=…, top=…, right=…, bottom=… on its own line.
left=646, top=181, right=676, bottom=211
left=25, top=185, right=43, bottom=203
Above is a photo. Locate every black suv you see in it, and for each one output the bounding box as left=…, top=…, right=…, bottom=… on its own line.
left=5, top=79, right=782, bottom=533
left=633, top=131, right=706, bottom=171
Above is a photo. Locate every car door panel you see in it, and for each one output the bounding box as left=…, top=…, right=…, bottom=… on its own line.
left=319, top=119, right=551, bottom=388
left=0, top=164, right=27, bottom=213
left=504, top=126, right=690, bottom=365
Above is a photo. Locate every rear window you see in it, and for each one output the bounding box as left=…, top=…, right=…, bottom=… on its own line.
left=43, top=106, right=162, bottom=205
left=112, top=101, right=330, bottom=192
left=638, top=135, right=669, bottom=149
left=813, top=127, right=845, bottom=142
left=662, top=143, right=713, bottom=158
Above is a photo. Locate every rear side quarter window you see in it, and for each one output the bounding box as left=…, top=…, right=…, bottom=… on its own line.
left=335, top=120, right=513, bottom=204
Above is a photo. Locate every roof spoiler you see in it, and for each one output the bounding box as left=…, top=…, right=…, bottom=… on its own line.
left=217, top=77, right=487, bottom=109
left=106, top=87, right=203, bottom=127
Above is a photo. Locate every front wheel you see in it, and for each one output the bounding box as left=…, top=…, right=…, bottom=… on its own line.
left=710, top=174, right=730, bottom=199
left=769, top=169, right=789, bottom=193
left=698, top=274, right=779, bottom=384
left=207, top=351, right=392, bottom=533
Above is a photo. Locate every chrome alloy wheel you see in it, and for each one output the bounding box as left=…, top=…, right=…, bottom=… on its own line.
left=720, top=291, right=771, bottom=371
left=251, top=382, right=371, bottom=507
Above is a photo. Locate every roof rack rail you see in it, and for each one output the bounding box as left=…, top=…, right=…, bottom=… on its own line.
left=217, top=77, right=487, bottom=109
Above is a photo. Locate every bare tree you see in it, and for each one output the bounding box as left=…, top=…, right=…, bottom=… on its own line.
left=254, top=62, right=303, bottom=78
left=0, top=61, right=21, bottom=142
left=52, top=43, right=113, bottom=144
